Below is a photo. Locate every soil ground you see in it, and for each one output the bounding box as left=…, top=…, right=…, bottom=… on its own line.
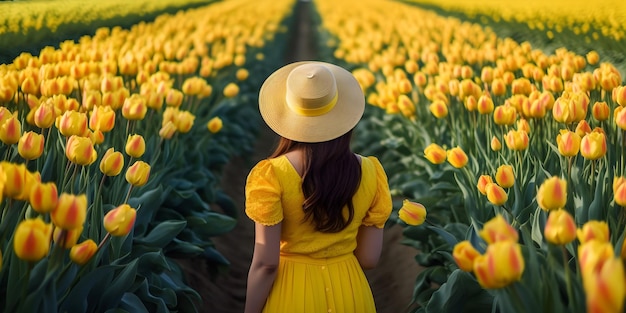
left=177, top=2, right=422, bottom=312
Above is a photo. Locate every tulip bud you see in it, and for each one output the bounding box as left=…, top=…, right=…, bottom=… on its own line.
left=103, top=204, right=137, bottom=236
left=615, top=85, right=626, bottom=107
left=57, top=110, right=88, bottom=137
left=89, top=105, right=116, bottom=132
left=65, top=135, right=97, bottom=166
left=125, top=134, right=145, bottom=158
left=125, top=161, right=151, bottom=187
left=584, top=258, right=626, bottom=313
left=464, top=95, right=477, bottom=112
left=1, top=161, right=26, bottom=199
left=477, top=175, right=493, bottom=195
left=556, top=130, right=581, bottom=157
left=17, top=131, right=44, bottom=160
left=165, top=89, right=184, bottom=107
left=99, top=148, right=124, bottom=176
left=223, top=83, right=239, bottom=98
left=207, top=117, right=223, bottom=134
left=490, top=136, right=502, bottom=151
left=236, top=68, right=249, bottom=81
left=580, top=131, right=607, bottom=160
left=398, top=200, right=426, bottom=226
left=476, top=94, right=494, bottom=115
left=53, top=226, right=83, bottom=249
left=34, top=101, right=56, bottom=129
left=614, top=176, right=626, bottom=207
left=586, top=51, right=600, bottom=65
left=453, top=241, right=481, bottom=272
left=51, top=193, right=87, bottom=230
left=485, top=183, right=508, bottom=206
left=504, top=129, right=529, bottom=151
left=424, top=143, right=447, bottom=164
left=70, top=239, right=98, bottom=265
left=537, top=177, right=567, bottom=211
left=493, top=105, right=516, bottom=126
left=544, top=209, right=577, bottom=245
left=495, top=165, right=515, bottom=188
left=491, top=78, right=506, bottom=96
left=13, top=218, right=52, bottom=262
left=575, top=120, right=592, bottom=137
left=428, top=100, right=448, bottom=119
left=446, top=147, right=468, bottom=168
left=0, top=115, right=21, bottom=145
left=473, top=241, right=524, bottom=289
left=175, top=110, right=195, bottom=133
left=577, top=220, right=609, bottom=244
left=591, top=101, right=610, bottom=121
left=479, top=214, right=518, bottom=244
left=615, top=106, right=626, bottom=130
left=159, top=121, right=177, bottom=139
left=122, top=94, right=148, bottom=120
left=29, top=181, right=58, bottom=213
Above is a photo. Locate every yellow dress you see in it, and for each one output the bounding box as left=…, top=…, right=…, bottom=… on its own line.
left=245, top=155, right=392, bottom=313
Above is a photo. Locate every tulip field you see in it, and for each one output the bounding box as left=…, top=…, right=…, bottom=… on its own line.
left=1, top=0, right=626, bottom=312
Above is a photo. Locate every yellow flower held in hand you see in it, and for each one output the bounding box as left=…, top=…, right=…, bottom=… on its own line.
left=398, top=200, right=426, bottom=226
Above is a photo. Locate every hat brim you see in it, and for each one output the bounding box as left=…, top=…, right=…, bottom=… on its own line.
left=259, top=61, right=365, bottom=143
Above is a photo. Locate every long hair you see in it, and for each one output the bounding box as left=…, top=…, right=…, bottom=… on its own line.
left=270, top=131, right=362, bottom=232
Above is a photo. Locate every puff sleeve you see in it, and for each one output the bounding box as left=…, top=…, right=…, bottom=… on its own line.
left=362, top=156, right=392, bottom=228
left=245, top=159, right=283, bottom=226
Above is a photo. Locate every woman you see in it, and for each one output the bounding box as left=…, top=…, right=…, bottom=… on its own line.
left=244, top=61, right=392, bottom=313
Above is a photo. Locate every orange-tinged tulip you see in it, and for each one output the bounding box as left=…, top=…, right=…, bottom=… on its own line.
left=13, top=218, right=52, bottom=262
left=580, top=131, right=607, bottom=160
left=165, top=89, right=184, bottom=107
left=577, top=220, right=609, bottom=244
left=34, top=101, right=56, bottom=129
left=477, top=175, right=493, bottom=195
left=453, top=241, right=481, bottom=272
left=223, top=83, right=239, bottom=98
left=485, top=183, right=508, bottom=206
left=182, top=77, right=203, bottom=95
left=207, top=117, right=223, bottom=134
left=537, top=177, right=567, bottom=211
left=614, top=176, right=626, bottom=207
left=491, top=136, right=502, bottom=151
left=578, top=240, right=614, bottom=281
left=397, top=94, right=415, bottom=118
left=70, top=239, right=97, bottom=265
left=99, top=148, right=124, bottom=176
left=89, top=105, right=116, bottom=132
left=17, top=131, right=44, bottom=160
left=175, top=110, right=195, bottom=133
left=57, top=110, right=88, bottom=137
left=615, top=85, right=626, bottom=107
left=0, top=115, right=21, bottom=145
left=556, top=130, right=581, bottom=157
left=479, top=214, right=518, bottom=244
left=495, top=165, right=515, bottom=188
left=446, top=147, right=468, bottom=168
left=493, top=104, right=516, bottom=126
left=586, top=51, right=600, bottom=65
left=159, top=121, right=177, bottom=139
left=398, top=200, right=426, bottom=226
left=1, top=161, right=26, bottom=199
left=236, top=68, right=249, bottom=81
left=504, top=129, right=529, bottom=151
left=491, top=78, right=506, bottom=96
left=424, top=143, right=446, bottom=164
left=51, top=193, right=87, bottom=230
left=592, top=101, right=610, bottom=121
left=576, top=120, right=592, bottom=137
left=428, top=100, right=448, bottom=118
left=476, top=94, right=494, bottom=115
left=544, top=209, right=577, bottom=245
left=584, top=258, right=626, bottom=313
left=517, top=118, right=531, bottom=134
left=122, top=94, right=148, bottom=120
left=125, top=134, right=145, bottom=158
left=65, top=135, right=97, bottom=166
left=104, top=204, right=137, bottom=236
left=29, top=181, right=58, bottom=214
left=473, top=241, right=524, bottom=289
left=125, top=161, right=151, bottom=187
left=464, top=95, right=477, bottom=112
left=53, top=226, right=83, bottom=249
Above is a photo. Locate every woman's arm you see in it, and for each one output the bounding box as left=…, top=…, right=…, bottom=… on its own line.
left=354, top=225, right=384, bottom=270
left=244, top=222, right=282, bottom=313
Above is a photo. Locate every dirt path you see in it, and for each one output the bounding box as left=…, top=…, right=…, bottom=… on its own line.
left=179, top=2, right=422, bottom=312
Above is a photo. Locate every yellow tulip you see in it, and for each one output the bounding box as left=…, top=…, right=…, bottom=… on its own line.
left=452, top=240, right=481, bottom=272
left=1, top=161, right=26, bottom=199
left=424, top=143, right=447, bottom=164
left=615, top=106, right=626, bottom=130
left=537, top=176, right=567, bottom=211
left=29, top=181, right=58, bottom=214
left=223, top=83, right=239, bottom=98
left=556, top=130, right=581, bottom=157
left=104, top=204, right=137, bottom=236
left=122, top=94, right=148, bottom=121
left=57, top=110, right=88, bottom=137
left=495, top=165, right=515, bottom=188
left=236, top=68, right=249, bottom=81
left=577, top=220, right=609, bottom=244
left=53, top=226, right=83, bottom=249
left=476, top=175, right=493, bottom=196
left=125, top=161, right=151, bottom=187
left=207, top=117, right=223, bottom=134
left=584, top=258, right=626, bottom=313
left=398, top=200, right=426, bottom=226
left=476, top=94, right=494, bottom=115
left=165, top=89, right=184, bottom=107
left=99, top=148, right=124, bottom=176
left=51, top=193, right=87, bottom=230
left=89, top=105, right=116, bottom=132
left=13, top=218, right=53, bottom=262
left=592, top=101, right=610, bottom=121
left=65, top=135, right=97, bottom=166
left=479, top=214, right=518, bottom=244
left=428, top=100, right=448, bottom=118
left=473, top=241, right=524, bottom=289
left=70, top=239, right=98, bottom=265
left=0, top=115, right=21, bottom=145
left=17, top=131, right=44, bottom=160
left=159, top=121, right=178, bottom=139
left=446, top=147, right=468, bottom=168
left=580, top=131, right=607, bottom=160
left=490, top=136, right=502, bottom=151
left=34, top=101, right=56, bottom=129
left=493, top=104, right=516, bottom=126
left=485, top=183, right=508, bottom=206
left=504, top=129, right=529, bottom=151
left=175, top=110, right=195, bottom=133
left=544, top=209, right=577, bottom=245
left=125, top=134, right=146, bottom=159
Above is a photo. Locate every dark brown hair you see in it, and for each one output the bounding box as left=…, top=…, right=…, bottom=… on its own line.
left=270, top=131, right=361, bottom=232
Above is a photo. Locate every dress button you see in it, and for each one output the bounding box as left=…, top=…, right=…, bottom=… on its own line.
left=326, top=288, right=330, bottom=292
left=321, top=266, right=326, bottom=270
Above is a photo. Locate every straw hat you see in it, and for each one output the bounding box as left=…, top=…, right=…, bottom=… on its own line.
left=259, top=61, right=365, bottom=143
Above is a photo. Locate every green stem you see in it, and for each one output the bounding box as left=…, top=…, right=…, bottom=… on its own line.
left=561, top=246, right=575, bottom=308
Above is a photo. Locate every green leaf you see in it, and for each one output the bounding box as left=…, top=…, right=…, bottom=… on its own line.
left=426, top=226, right=459, bottom=247
left=425, top=269, right=493, bottom=313
left=118, top=293, right=149, bottom=313
left=97, top=260, right=140, bottom=311
left=135, top=220, right=187, bottom=248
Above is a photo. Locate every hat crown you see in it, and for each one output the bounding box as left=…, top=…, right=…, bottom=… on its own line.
left=286, top=64, right=338, bottom=116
